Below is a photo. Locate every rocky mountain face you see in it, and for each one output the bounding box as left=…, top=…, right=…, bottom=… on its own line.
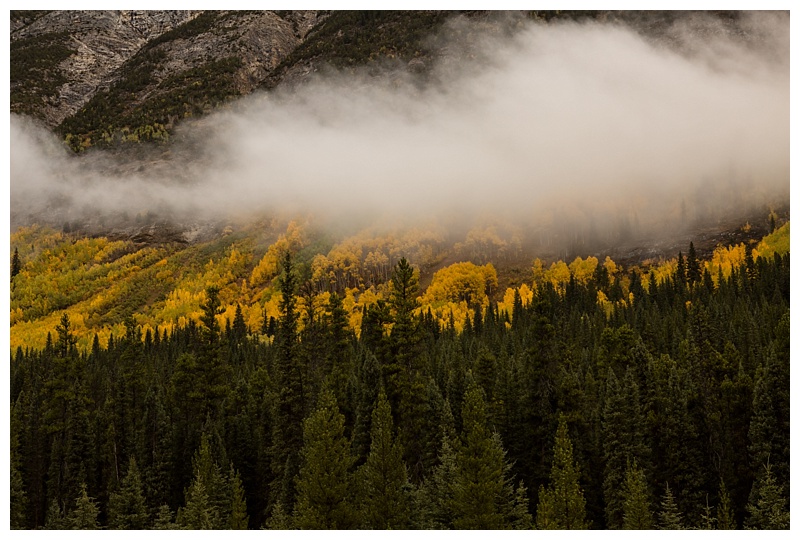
left=11, top=10, right=326, bottom=142
left=11, top=11, right=200, bottom=126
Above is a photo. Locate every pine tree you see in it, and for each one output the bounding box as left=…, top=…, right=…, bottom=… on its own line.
left=11, top=246, right=21, bottom=279
left=452, top=380, right=514, bottom=529
left=658, top=483, right=683, bottom=530
left=45, top=499, right=66, bottom=530
left=69, top=484, right=100, bottom=530
left=107, top=457, right=148, bottom=529
left=602, top=368, right=650, bottom=529
left=294, top=388, right=356, bottom=529
left=716, top=479, right=735, bottom=530
left=185, top=433, right=228, bottom=528
left=231, top=303, right=248, bottom=343
left=415, top=433, right=459, bottom=529
left=177, top=479, right=215, bottom=530
left=357, top=388, right=410, bottom=529
left=153, top=504, right=178, bottom=530
left=228, top=465, right=249, bottom=529
left=686, top=242, right=701, bottom=286
left=271, top=250, right=305, bottom=510
left=675, top=251, right=686, bottom=286
left=536, top=414, right=589, bottom=530
left=622, top=459, right=653, bottom=529
left=745, top=463, right=789, bottom=530
left=10, top=399, right=28, bottom=529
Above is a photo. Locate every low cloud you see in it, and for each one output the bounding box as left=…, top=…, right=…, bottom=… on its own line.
left=11, top=12, right=789, bottom=242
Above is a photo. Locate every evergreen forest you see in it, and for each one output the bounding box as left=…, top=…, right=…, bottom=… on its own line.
left=9, top=226, right=790, bottom=530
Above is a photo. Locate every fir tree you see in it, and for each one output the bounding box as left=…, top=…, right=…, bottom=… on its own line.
left=658, top=483, right=683, bottom=530
left=228, top=465, right=249, bottom=529
left=716, top=479, right=735, bottom=530
left=622, top=459, right=653, bottom=529
left=357, top=388, right=410, bottom=529
left=686, top=242, right=701, bottom=286
left=415, top=432, right=459, bottom=529
left=536, top=414, right=589, bottom=530
left=10, top=399, right=28, bottom=529
left=107, top=457, right=148, bottom=529
left=745, top=463, right=789, bottom=530
left=69, top=484, right=100, bottom=530
left=11, top=246, right=21, bottom=279
left=153, top=504, right=178, bottom=530
left=177, top=479, right=215, bottom=530
left=294, top=388, right=356, bottom=529
left=271, top=250, right=305, bottom=510
left=452, top=379, right=527, bottom=529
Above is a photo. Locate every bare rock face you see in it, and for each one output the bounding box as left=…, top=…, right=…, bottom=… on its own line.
left=149, top=11, right=300, bottom=97
left=10, top=10, right=317, bottom=130
left=12, top=10, right=201, bottom=126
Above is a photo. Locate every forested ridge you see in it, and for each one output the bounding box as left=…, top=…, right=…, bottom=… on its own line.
left=9, top=225, right=790, bottom=530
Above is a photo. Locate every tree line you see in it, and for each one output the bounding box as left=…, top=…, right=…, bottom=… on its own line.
left=9, top=245, right=790, bottom=529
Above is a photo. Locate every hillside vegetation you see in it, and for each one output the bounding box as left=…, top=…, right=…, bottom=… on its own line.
left=9, top=220, right=789, bottom=530
left=10, top=220, right=789, bottom=353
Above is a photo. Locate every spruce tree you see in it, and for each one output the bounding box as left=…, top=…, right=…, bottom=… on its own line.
left=451, top=378, right=531, bottom=529
left=357, top=388, right=410, bottom=529
left=153, top=504, right=178, bottom=530
left=231, top=303, right=248, bottom=344
left=622, top=459, right=653, bottom=529
left=716, top=479, right=735, bottom=530
left=745, top=463, right=789, bottom=530
left=228, top=465, right=249, bottom=529
left=294, top=388, right=356, bottom=529
left=107, top=457, right=148, bottom=529
left=602, top=368, right=650, bottom=528
left=536, top=414, right=589, bottom=530
left=177, top=479, right=215, bottom=529
left=10, top=399, right=28, bottom=529
left=658, top=483, right=683, bottom=530
left=271, top=250, right=305, bottom=510
left=675, top=251, right=686, bottom=286
left=686, top=242, right=701, bottom=286
left=69, top=484, right=100, bottom=530
left=11, top=246, right=21, bottom=279
left=415, top=432, right=459, bottom=529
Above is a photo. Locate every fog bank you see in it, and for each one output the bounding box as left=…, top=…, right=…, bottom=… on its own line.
left=10, top=12, right=789, bottom=239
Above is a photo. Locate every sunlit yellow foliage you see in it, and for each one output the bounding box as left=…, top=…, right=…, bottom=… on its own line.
left=546, top=261, right=571, bottom=291
left=705, top=243, right=746, bottom=285
left=250, top=221, right=307, bottom=287
left=597, top=290, right=613, bottom=318
left=10, top=307, right=24, bottom=326
left=568, top=256, right=599, bottom=285
left=753, top=222, right=789, bottom=261
left=603, top=256, right=618, bottom=282
left=421, top=262, right=497, bottom=309
left=496, top=283, right=533, bottom=321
